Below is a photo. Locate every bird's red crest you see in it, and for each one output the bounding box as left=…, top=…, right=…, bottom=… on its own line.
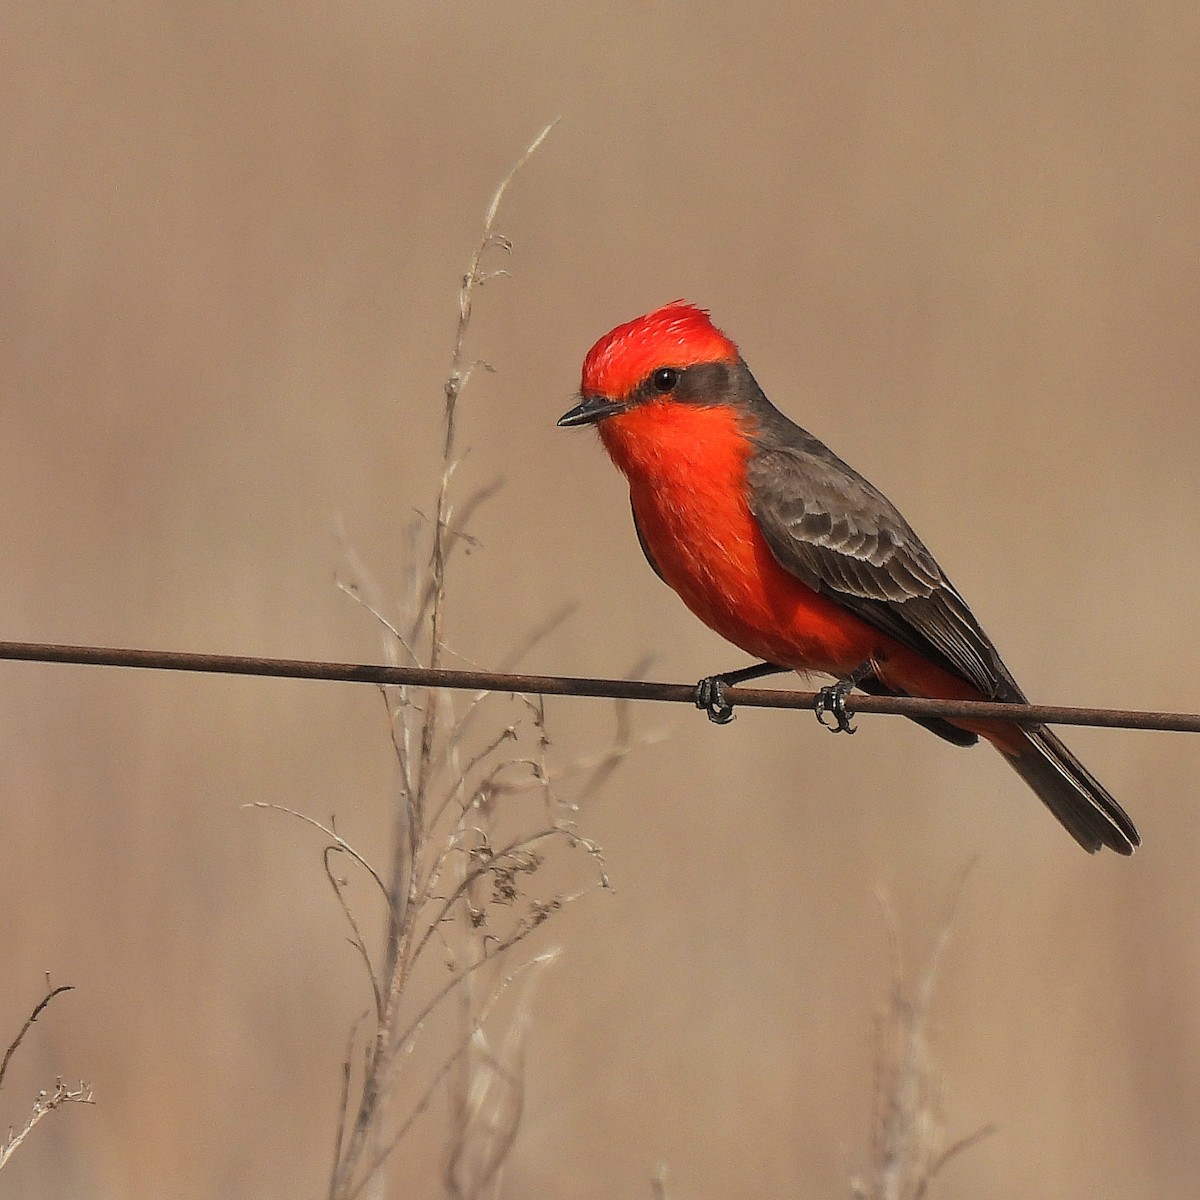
left=581, top=301, right=739, bottom=398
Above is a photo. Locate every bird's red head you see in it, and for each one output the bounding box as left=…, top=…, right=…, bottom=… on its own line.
left=559, top=301, right=752, bottom=480
left=580, top=301, right=739, bottom=400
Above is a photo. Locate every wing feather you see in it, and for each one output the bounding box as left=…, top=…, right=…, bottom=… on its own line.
left=746, top=427, right=1020, bottom=702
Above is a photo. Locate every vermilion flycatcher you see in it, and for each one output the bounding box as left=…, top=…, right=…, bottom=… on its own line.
left=559, top=301, right=1138, bottom=855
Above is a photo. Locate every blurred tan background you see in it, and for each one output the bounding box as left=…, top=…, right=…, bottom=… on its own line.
left=2, top=2, right=1199, bottom=1197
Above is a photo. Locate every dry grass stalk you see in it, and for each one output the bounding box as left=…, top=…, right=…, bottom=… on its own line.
left=650, top=1162, right=671, bottom=1200
left=0, top=980, right=93, bottom=1172
left=852, top=884, right=995, bottom=1200
left=255, top=121, right=633, bottom=1200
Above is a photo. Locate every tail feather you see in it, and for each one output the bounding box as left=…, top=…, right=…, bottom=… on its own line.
left=1004, top=726, right=1139, bottom=855
left=857, top=676, right=980, bottom=747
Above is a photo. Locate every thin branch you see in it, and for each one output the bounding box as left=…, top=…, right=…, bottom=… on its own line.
left=855, top=878, right=990, bottom=1200
left=324, top=847, right=384, bottom=1022
left=0, top=982, right=74, bottom=1092
left=431, top=600, right=580, bottom=779
left=0, top=1080, right=94, bottom=1172
left=345, top=951, right=560, bottom=1200
left=413, top=477, right=505, bottom=622
left=0, top=981, right=91, bottom=1174
left=330, top=1012, right=370, bottom=1196
left=245, top=803, right=390, bottom=902
left=651, top=1164, right=671, bottom=1200
left=335, top=579, right=420, bottom=668
left=321, top=120, right=582, bottom=1200
left=394, top=871, right=598, bottom=1070
left=911, top=1123, right=998, bottom=1200
left=431, top=723, right=519, bottom=829
left=409, top=827, right=591, bottom=970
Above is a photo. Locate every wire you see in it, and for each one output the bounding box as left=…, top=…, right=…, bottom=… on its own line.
left=0, top=639, right=1192, bottom=734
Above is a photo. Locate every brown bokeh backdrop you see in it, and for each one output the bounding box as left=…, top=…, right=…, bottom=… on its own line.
left=3, top=3, right=1199, bottom=1197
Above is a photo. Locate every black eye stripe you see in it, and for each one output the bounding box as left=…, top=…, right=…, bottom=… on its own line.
left=635, top=361, right=733, bottom=406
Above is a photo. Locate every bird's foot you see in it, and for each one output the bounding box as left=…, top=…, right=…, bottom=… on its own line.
left=814, top=679, right=857, bottom=734
left=695, top=676, right=736, bottom=725
left=694, top=662, right=788, bottom=725
left=813, top=665, right=873, bottom=735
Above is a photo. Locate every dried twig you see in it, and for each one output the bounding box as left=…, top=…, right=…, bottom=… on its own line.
left=0, top=1079, right=95, bottom=1172
left=251, top=119, right=619, bottom=1200
left=0, top=981, right=93, bottom=1173
left=0, top=982, right=73, bottom=1093
left=852, top=874, right=995, bottom=1200
left=650, top=1162, right=671, bottom=1200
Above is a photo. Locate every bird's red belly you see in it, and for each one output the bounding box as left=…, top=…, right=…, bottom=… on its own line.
left=601, top=402, right=873, bottom=674
left=627, top=475, right=882, bottom=677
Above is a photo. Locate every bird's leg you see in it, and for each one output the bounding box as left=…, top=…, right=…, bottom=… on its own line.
left=813, top=662, right=876, bottom=735
left=695, top=662, right=789, bottom=725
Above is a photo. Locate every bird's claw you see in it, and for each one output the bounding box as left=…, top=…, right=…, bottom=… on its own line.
left=695, top=676, right=736, bottom=725
left=814, top=678, right=858, bottom=735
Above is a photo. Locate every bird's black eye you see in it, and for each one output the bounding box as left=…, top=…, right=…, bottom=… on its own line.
left=650, top=367, right=680, bottom=393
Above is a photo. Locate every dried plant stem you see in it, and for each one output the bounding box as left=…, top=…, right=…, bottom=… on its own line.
left=294, top=118, right=620, bottom=1200
left=0, top=980, right=92, bottom=1173
left=0, top=982, right=73, bottom=1091
left=852, top=876, right=994, bottom=1200
left=0, top=1080, right=95, bottom=1172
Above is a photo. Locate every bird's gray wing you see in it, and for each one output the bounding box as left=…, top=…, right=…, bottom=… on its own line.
left=746, top=432, right=1020, bottom=701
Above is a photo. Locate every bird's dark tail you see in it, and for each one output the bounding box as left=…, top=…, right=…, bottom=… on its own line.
left=1003, top=726, right=1139, bottom=854
left=856, top=675, right=981, bottom=747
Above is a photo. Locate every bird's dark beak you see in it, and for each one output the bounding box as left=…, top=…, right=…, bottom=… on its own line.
left=557, top=395, right=625, bottom=427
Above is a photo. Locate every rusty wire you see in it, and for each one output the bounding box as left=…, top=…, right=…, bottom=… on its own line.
left=0, top=640, right=1193, bottom=733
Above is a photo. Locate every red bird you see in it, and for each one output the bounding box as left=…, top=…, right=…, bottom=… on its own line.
left=559, top=301, right=1138, bottom=855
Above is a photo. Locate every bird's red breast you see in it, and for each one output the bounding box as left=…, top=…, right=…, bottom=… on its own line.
left=597, top=395, right=885, bottom=674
